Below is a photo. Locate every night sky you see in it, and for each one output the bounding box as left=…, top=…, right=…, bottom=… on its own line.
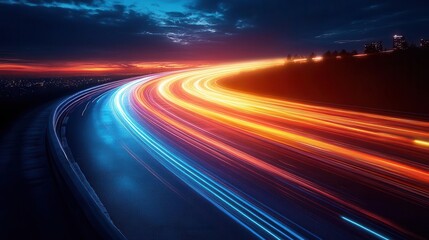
left=1, top=0, right=429, bottom=68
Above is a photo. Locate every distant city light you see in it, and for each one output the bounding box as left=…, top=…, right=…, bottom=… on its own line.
left=364, top=41, right=383, bottom=53
left=393, top=35, right=408, bottom=50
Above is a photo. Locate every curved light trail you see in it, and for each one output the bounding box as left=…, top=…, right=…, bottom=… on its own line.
left=59, top=59, right=429, bottom=239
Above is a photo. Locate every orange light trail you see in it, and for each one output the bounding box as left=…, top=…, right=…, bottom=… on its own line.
left=0, top=61, right=207, bottom=76
left=110, top=59, right=429, bottom=239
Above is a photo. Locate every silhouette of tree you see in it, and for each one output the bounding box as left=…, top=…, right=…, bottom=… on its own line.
left=308, top=52, right=315, bottom=61
left=323, top=51, right=332, bottom=59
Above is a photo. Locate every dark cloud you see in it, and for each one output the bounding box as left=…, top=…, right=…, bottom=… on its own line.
left=0, top=0, right=428, bottom=62
left=0, top=3, right=183, bottom=61
left=165, top=12, right=189, bottom=18
left=192, top=0, right=429, bottom=51
left=21, top=0, right=103, bottom=5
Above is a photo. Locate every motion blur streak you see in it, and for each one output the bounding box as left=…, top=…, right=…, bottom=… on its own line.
left=414, top=139, right=429, bottom=147
left=110, top=59, right=429, bottom=239
left=341, top=216, right=389, bottom=240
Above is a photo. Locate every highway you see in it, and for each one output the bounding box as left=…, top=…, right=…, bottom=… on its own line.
left=50, top=59, right=429, bottom=239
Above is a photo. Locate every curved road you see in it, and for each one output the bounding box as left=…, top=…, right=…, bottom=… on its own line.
left=52, top=59, right=429, bottom=239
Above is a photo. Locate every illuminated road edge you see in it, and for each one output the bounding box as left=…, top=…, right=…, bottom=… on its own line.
left=46, top=78, right=136, bottom=240
left=48, top=59, right=429, bottom=239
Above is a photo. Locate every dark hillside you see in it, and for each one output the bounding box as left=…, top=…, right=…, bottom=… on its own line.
left=221, top=49, right=429, bottom=119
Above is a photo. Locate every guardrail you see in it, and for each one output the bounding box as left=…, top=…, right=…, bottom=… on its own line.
left=45, top=77, right=142, bottom=240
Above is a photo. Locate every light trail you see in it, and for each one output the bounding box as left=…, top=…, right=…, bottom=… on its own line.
left=341, top=216, right=390, bottom=240
left=414, top=139, right=429, bottom=147
left=104, top=59, right=429, bottom=239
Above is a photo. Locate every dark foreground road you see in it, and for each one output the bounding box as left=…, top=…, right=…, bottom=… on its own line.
left=0, top=105, right=78, bottom=239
